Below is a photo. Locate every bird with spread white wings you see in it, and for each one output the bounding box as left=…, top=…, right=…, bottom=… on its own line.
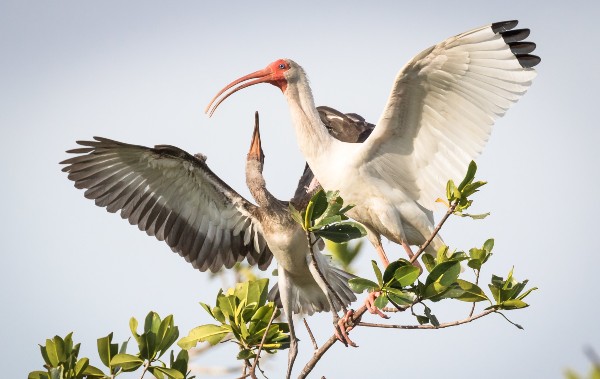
left=206, top=20, right=540, bottom=267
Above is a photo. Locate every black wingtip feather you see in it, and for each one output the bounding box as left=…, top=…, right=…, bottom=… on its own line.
left=500, top=28, right=531, bottom=43
left=516, top=54, right=541, bottom=68
left=508, top=41, right=536, bottom=55
left=491, top=20, right=518, bottom=33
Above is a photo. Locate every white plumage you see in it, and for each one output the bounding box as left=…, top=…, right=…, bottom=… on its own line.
left=207, top=20, right=540, bottom=264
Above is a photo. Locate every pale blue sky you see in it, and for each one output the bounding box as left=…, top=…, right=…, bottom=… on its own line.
left=2, top=1, right=598, bottom=378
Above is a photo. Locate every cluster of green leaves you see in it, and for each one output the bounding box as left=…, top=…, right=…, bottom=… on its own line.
left=29, top=312, right=193, bottom=379
left=349, top=161, right=537, bottom=326
left=351, top=240, right=536, bottom=326
left=28, top=333, right=104, bottom=379
left=443, top=161, right=490, bottom=219
left=179, top=278, right=289, bottom=361
left=289, top=190, right=366, bottom=243
left=488, top=267, right=538, bottom=311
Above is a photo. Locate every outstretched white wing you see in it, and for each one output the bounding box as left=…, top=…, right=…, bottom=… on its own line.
left=61, top=137, right=273, bottom=272
left=361, top=20, right=539, bottom=208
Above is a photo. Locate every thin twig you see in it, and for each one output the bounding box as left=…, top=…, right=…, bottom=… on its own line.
left=249, top=308, right=278, bottom=378
left=468, top=269, right=481, bottom=318
left=357, top=308, right=495, bottom=329
left=298, top=305, right=369, bottom=379
left=303, top=318, right=319, bottom=350
left=410, top=203, right=457, bottom=265
left=139, top=360, right=150, bottom=379
left=381, top=306, right=409, bottom=313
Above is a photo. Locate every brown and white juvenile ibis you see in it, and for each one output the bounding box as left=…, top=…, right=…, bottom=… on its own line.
left=61, top=112, right=361, bottom=378
left=206, top=20, right=541, bottom=267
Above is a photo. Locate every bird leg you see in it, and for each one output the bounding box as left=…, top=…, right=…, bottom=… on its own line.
left=285, top=313, right=298, bottom=379
left=335, top=309, right=357, bottom=347
left=364, top=290, right=389, bottom=319
left=375, top=243, right=390, bottom=268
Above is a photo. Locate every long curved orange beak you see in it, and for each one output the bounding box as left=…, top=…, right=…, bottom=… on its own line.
left=247, top=111, right=265, bottom=164
left=205, top=66, right=275, bottom=117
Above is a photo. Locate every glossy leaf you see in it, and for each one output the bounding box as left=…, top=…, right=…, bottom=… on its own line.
left=394, top=265, right=420, bottom=287
left=97, top=333, right=118, bottom=368
left=453, top=280, right=489, bottom=302
left=457, top=161, right=477, bottom=191
left=374, top=293, right=388, bottom=309
left=110, top=354, right=144, bottom=372
left=313, top=222, right=366, bottom=243
left=369, top=261, right=381, bottom=288
left=348, top=277, right=379, bottom=293
left=425, top=261, right=461, bottom=287
left=178, top=324, right=230, bottom=349
left=386, top=288, right=416, bottom=306
left=150, top=366, right=185, bottom=379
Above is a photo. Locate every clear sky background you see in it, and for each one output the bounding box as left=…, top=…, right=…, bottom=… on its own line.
left=2, top=1, right=598, bottom=378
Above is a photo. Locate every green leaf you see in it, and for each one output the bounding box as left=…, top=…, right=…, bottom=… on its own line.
left=453, top=279, right=489, bottom=302
left=110, top=354, right=144, bottom=372
left=372, top=260, right=383, bottom=287
left=170, top=350, right=189, bottom=375
left=157, top=315, right=179, bottom=357
left=52, top=336, right=67, bottom=364
left=517, top=287, right=538, bottom=301
left=27, top=372, right=48, bottom=379
left=237, top=348, right=255, bottom=360
left=178, top=324, right=230, bottom=349
left=74, top=357, right=89, bottom=376
left=288, top=203, right=304, bottom=227
left=45, top=338, right=59, bottom=366
left=483, top=239, right=494, bottom=253
left=423, top=305, right=439, bottom=327
left=422, top=254, right=436, bottom=272
left=82, top=365, right=106, bottom=378
left=373, top=293, right=388, bottom=309
left=422, top=282, right=450, bottom=300
left=416, top=315, right=429, bottom=325
left=313, top=222, right=366, bottom=243
left=460, top=212, right=490, bottom=220
left=393, top=265, right=420, bottom=287
left=150, top=366, right=185, bottom=379
left=461, top=180, right=487, bottom=198
left=446, top=179, right=459, bottom=202
left=348, top=277, right=379, bottom=293
left=309, top=190, right=329, bottom=221
left=457, top=161, right=477, bottom=191
left=425, top=261, right=461, bottom=287
left=382, top=260, right=406, bottom=284
left=386, top=287, right=416, bottom=306
left=497, top=299, right=529, bottom=310
left=97, top=332, right=117, bottom=368
left=129, top=317, right=141, bottom=343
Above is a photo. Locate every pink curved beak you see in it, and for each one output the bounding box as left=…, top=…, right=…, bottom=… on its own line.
left=205, top=66, right=275, bottom=117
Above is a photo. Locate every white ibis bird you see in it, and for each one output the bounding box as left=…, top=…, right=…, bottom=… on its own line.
left=206, top=20, right=540, bottom=266
left=61, top=112, right=361, bottom=378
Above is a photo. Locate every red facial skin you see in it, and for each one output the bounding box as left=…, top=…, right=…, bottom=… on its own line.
left=206, top=59, right=291, bottom=116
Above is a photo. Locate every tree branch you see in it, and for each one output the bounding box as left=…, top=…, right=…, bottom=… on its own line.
left=409, top=203, right=457, bottom=265
left=303, top=318, right=319, bottom=350
left=249, top=307, right=278, bottom=378
left=357, top=308, right=495, bottom=329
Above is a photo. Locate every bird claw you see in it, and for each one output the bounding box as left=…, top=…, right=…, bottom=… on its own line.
left=334, top=309, right=358, bottom=347
left=365, top=291, right=389, bottom=319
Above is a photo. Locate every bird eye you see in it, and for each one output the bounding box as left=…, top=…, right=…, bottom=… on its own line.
left=279, top=63, right=286, bottom=69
